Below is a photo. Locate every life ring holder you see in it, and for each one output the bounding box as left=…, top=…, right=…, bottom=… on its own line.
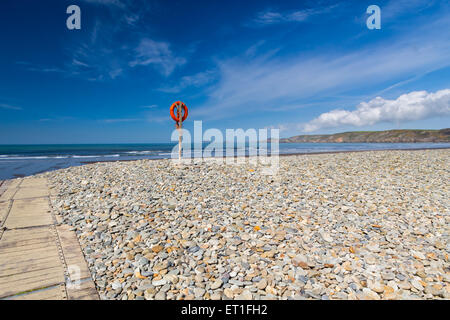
left=170, top=101, right=188, bottom=122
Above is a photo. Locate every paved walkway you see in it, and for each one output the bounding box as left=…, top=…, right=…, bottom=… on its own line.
left=0, top=178, right=99, bottom=300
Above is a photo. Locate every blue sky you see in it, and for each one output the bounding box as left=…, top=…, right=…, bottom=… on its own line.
left=0, top=0, right=449, bottom=143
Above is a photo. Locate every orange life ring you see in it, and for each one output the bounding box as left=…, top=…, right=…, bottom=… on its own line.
left=170, top=101, right=188, bottom=122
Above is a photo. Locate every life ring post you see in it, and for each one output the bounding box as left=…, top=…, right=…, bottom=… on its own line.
left=177, top=105, right=182, bottom=163
left=170, top=101, right=189, bottom=164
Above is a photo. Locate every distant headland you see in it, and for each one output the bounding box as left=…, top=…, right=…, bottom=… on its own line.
left=276, top=128, right=450, bottom=143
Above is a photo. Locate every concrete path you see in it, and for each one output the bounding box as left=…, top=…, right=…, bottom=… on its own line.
left=0, top=178, right=99, bottom=300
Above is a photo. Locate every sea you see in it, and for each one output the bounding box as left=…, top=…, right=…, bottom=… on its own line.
left=0, top=142, right=449, bottom=180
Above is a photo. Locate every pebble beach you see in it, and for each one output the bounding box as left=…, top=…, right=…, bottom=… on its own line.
left=42, top=149, right=449, bottom=300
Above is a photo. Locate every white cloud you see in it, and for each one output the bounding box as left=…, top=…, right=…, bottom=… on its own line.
left=192, top=15, right=450, bottom=121
left=158, top=70, right=215, bottom=93
left=21, top=2, right=162, bottom=81
left=303, top=89, right=450, bottom=132
left=108, top=68, right=123, bottom=79
left=253, top=11, right=284, bottom=25
left=130, top=38, right=186, bottom=76
left=81, top=0, right=153, bottom=26
left=141, top=104, right=158, bottom=109
left=26, top=36, right=185, bottom=81
left=382, top=0, right=436, bottom=21
left=180, top=70, right=215, bottom=87
left=16, top=61, right=64, bottom=74
left=80, top=0, right=126, bottom=8
left=38, top=117, right=75, bottom=122
left=251, top=5, right=338, bottom=26
left=101, top=118, right=140, bottom=123
left=0, top=103, right=22, bottom=110
left=72, top=59, right=90, bottom=67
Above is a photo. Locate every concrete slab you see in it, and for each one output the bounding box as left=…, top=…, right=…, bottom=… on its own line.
left=56, top=225, right=99, bottom=300
left=0, top=181, right=8, bottom=196
left=20, top=178, right=47, bottom=188
left=5, top=198, right=53, bottom=229
left=0, top=178, right=99, bottom=300
left=0, top=201, right=10, bottom=226
left=67, top=280, right=99, bottom=300
left=7, top=179, right=22, bottom=189
left=8, top=284, right=66, bottom=300
left=0, top=266, right=65, bottom=298
left=0, top=227, right=65, bottom=298
left=13, top=187, right=49, bottom=200
left=56, top=225, right=91, bottom=280
left=0, top=188, right=18, bottom=202
left=0, top=226, right=53, bottom=245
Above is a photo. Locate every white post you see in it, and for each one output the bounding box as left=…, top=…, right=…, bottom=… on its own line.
left=178, top=104, right=182, bottom=164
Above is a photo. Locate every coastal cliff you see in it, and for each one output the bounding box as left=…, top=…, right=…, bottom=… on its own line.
left=278, top=128, right=450, bottom=143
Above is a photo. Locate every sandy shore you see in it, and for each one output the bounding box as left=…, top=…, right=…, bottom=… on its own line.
left=42, top=149, right=449, bottom=300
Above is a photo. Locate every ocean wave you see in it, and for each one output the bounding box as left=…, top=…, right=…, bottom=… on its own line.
left=125, top=150, right=163, bottom=155
left=0, top=154, right=20, bottom=158
left=0, top=155, right=74, bottom=160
